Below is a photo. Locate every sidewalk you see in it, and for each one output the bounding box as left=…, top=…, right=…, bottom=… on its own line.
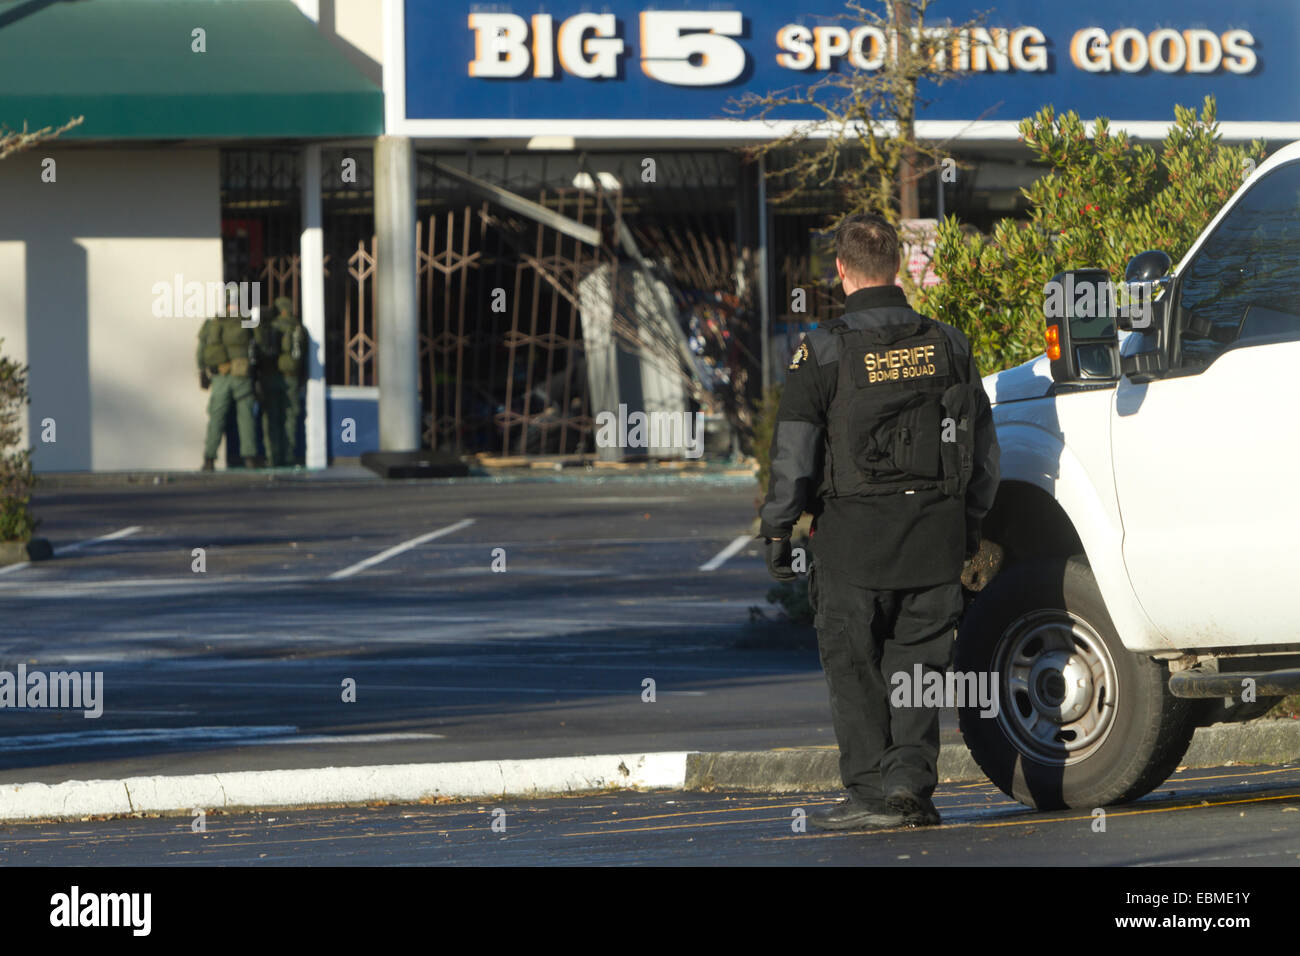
left=32, top=459, right=757, bottom=491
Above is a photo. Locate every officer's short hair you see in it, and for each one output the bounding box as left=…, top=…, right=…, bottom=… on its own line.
left=835, top=214, right=900, bottom=284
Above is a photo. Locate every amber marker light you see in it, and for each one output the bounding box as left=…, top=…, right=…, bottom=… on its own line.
left=1045, top=324, right=1061, bottom=360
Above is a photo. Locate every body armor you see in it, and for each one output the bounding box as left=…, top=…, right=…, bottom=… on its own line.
left=199, top=316, right=254, bottom=377
left=270, top=316, right=305, bottom=377
left=821, top=307, right=975, bottom=499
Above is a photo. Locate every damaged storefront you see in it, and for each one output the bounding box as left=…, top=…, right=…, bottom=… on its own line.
left=4, top=0, right=1288, bottom=471
left=370, top=0, right=1283, bottom=468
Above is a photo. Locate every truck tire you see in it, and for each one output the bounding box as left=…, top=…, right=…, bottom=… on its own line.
left=955, top=557, right=1199, bottom=810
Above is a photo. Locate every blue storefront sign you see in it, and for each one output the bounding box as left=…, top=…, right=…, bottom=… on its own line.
left=385, top=1, right=1299, bottom=139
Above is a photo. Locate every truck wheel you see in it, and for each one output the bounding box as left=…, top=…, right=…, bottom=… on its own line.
left=955, top=557, right=1199, bottom=810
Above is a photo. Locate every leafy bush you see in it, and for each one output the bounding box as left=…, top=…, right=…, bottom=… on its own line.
left=915, top=96, right=1266, bottom=376
left=0, top=339, right=37, bottom=543
left=766, top=577, right=813, bottom=625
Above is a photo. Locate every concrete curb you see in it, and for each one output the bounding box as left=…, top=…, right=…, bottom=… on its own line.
left=0, top=540, right=25, bottom=567
left=685, top=744, right=982, bottom=792
left=684, top=720, right=1300, bottom=792
left=0, top=538, right=52, bottom=568
left=0, top=752, right=691, bottom=822
left=4, top=721, right=1295, bottom=822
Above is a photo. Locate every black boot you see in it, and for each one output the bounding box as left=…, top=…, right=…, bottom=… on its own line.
left=201, top=457, right=215, bottom=471
left=810, top=796, right=906, bottom=831
left=885, top=788, right=942, bottom=827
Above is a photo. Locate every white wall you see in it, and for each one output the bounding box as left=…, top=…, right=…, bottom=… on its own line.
left=333, top=0, right=384, bottom=66
left=295, top=0, right=384, bottom=84
left=0, top=148, right=221, bottom=471
left=0, top=241, right=26, bottom=448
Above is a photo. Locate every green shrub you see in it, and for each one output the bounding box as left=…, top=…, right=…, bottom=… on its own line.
left=915, top=96, right=1266, bottom=376
left=0, top=339, right=36, bottom=543
left=766, top=577, right=812, bottom=625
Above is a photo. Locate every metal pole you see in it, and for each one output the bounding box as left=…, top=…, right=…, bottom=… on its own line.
left=937, top=161, right=945, bottom=222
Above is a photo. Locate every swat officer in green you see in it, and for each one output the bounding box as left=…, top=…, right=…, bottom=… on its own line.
left=258, top=296, right=307, bottom=467
left=197, top=300, right=260, bottom=470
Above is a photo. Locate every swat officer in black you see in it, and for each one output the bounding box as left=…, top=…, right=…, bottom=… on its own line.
left=760, top=214, right=999, bottom=830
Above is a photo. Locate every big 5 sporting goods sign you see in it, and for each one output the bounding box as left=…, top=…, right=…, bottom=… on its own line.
left=385, top=0, right=1297, bottom=140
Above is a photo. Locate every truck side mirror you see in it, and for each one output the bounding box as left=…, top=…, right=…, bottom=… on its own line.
left=1124, top=250, right=1171, bottom=283
left=1118, top=250, right=1172, bottom=381
left=1043, top=269, right=1119, bottom=383
left=1117, top=250, right=1172, bottom=333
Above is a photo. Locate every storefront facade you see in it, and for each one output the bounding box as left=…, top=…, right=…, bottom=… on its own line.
left=0, top=0, right=382, bottom=471
left=3, top=0, right=1296, bottom=471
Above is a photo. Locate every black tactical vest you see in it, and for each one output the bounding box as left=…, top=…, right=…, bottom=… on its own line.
left=819, top=307, right=975, bottom=499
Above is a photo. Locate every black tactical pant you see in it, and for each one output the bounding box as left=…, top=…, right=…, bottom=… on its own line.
left=809, top=558, right=964, bottom=802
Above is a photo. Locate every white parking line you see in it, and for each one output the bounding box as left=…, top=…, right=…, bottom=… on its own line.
left=328, top=518, right=476, bottom=580
left=0, top=525, right=142, bottom=577
left=57, top=525, right=142, bottom=555
left=699, top=533, right=753, bottom=571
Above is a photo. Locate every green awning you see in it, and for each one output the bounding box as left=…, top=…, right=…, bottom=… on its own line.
left=0, top=0, right=383, bottom=140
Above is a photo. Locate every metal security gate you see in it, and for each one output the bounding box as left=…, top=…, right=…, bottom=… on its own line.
left=417, top=185, right=619, bottom=456
left=410, top=152, right=758, bottom=459
left=310, top=149, right=758, bottom=459
left=220, top=149, right=301, bottom=296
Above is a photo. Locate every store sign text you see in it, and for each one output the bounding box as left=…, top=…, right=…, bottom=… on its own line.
left=466, top=12, right=1257, bottom=85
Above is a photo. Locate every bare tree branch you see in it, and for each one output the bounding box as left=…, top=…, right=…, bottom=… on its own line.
left=0, top=116, right=85, bottom=162
left=730, top=1, right=993, bottom=229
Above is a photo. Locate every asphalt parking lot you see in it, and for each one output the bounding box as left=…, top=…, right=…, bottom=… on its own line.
left=3, top=474, right=1298, bottom=872
left=1, top=474, right=862, bottom=785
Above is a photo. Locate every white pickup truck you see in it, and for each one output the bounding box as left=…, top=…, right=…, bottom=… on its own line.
left=957, top=140, right=1300, bottom=810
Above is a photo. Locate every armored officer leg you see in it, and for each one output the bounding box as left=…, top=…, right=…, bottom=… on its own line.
left=262, top=375, right=289, bottom=466
left=284, top=375, right=302, bottom=464
left=811, top=559, right=893, bottom=803
left=204, top=374, right=234, bottom=461
left=231, top=376, right=259, bottom=461
left=879, top=582, right=964, bottom=799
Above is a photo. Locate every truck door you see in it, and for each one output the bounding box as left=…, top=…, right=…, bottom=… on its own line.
left=1111, top=160, right=1300, bottom=647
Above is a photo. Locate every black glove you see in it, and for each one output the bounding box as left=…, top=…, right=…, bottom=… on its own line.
left=199, top=369, right=211, bottom=390
left=765, top=536, right=796, bottom=581
left=965, top=525, right=981, bottom=559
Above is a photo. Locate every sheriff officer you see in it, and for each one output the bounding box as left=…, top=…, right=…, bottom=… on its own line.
left=760, top=214, right=999, bottom=830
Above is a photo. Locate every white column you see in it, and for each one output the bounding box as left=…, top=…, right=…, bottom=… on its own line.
left=301, top=144, right=328, bottom=469
left=374, top=134, right=421, bottom=452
